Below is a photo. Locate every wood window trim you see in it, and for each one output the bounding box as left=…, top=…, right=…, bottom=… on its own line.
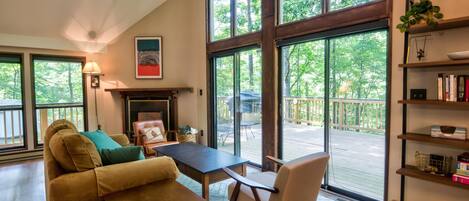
left=30, top=54, right=88, bottom=148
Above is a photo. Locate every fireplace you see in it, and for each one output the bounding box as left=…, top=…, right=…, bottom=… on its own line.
left=105, top=87, right=193, bottom=141
left=127, top=98, right=171, bottom=135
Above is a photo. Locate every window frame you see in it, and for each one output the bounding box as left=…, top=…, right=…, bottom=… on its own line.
left=0, top=52, right=28, bottom=153
left=30, top=54, right=88, bottom=148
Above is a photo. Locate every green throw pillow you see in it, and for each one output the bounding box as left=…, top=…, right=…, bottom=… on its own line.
left=100, top=146, right=145, bottom=165
left=80, top=130, right=145, bottom=165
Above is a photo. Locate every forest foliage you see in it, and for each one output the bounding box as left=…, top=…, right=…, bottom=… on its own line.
left=0, top=60, right=84, bottom=107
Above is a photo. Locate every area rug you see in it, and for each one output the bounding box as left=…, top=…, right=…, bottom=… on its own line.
left=177, top=173, right=339, bottom=201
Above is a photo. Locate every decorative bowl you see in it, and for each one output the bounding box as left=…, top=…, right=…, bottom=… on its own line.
left=447, top=51, right=469, bottom=60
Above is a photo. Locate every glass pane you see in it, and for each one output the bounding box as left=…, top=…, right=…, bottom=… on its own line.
left=329, top=0, right=376, bottom=11
left=0, top=60, right=24, bottom=148
left=239, top=49, right=262, bottom=164
left=211, top=0, right=232, bottom=41
left=34, top=60, right=84, bottom=105
left=33, top=59, right=85, bottom=144
left=215, top=56, right=235, bottom=155
left=280, top=0, right=322, bottom=24
left=328, top=31, right=387, bottom=200
left=281, top=40, right=325, bottom=161
left=235, top=0, right=261, bottom=36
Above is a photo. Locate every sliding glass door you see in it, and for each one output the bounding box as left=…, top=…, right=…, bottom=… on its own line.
left=280, top=30, right=388, bottom=200
left=327, top=31, right=387, bottom=200
left=213, top=48, right=262, bottom=165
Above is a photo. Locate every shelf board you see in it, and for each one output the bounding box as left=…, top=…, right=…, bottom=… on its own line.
left=398, top=59, right=469, bottom=68
left=397, top=166, right=469, bottom=190
left=409, top=16, right=469, bottom=34
left=398, top=133, right=469, bottom=149
left=398, top=99, right=469, bottom=106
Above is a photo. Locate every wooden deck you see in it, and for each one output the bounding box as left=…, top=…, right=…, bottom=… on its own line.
left=218, top=122, right=385, bottom=200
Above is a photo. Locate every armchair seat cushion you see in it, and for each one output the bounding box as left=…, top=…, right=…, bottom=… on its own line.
left=228, top=171, right=277, bottom=201
left=49, top=129, right=102, bottom=172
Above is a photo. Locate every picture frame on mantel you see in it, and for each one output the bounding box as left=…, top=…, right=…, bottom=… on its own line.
left=135, top=36, right=163, bottom=79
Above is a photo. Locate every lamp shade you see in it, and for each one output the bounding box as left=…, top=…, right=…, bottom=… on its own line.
left=83, top=61, right=102, bottom=74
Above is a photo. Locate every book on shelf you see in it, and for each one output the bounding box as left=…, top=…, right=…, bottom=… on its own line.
left=438, top=74, right=469, bottom=102
left=438, top=74, right=444, bottom=100
left=453, top=174, right=469, bottom=185
left=466, top=77, right=469, bottom=102
left=458, top=75, right=466, bottom=102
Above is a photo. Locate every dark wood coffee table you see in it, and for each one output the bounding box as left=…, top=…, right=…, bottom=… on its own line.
left=154, top=143, right=248, bottom=200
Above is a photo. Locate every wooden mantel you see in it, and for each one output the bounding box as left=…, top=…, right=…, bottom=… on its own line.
left=104, top=87, right=193, bottom=95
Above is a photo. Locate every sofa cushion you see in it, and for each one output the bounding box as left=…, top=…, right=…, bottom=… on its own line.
left=49, top=129, right=103, bottom=172
left=95, top=156, right=179, bottom=197
left=80, top=130, right=122, bottom=150
left=100, top=146, right=145, bottom=165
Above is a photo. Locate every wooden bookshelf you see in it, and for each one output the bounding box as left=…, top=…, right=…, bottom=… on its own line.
left=397, top=166, right=469, bottom=190
left=398, top=133, right=469, bottom=149
left=398, top=59, right=469, bottom=68
left=409, top=16, right=469, bottom=34
left=398, top=99, right=469, bottom=106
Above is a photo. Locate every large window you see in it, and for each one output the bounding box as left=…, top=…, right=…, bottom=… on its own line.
left=0, top=54, right=25, bottom=150
left=280, top=0, right=381, bottom=24
left=214, top=48, right=263, bottom=165
left=280, top=30, right=387, bottom=200
left=32, top=55, right=87, bottom=146
left=210, top=0, right=261, bottom=41
left=280, top=0, right=322, bottom=24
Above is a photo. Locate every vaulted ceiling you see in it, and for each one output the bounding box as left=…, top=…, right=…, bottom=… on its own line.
left=0, top=0, right=166, bottom=52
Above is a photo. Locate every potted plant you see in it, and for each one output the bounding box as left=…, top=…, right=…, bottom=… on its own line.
left=396, top=0, right=444, bottom=33
left=177, top=125, right=198, bottom=143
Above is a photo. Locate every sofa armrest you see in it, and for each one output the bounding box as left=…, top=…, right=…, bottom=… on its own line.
left=109, top=134, right=130, bottom=146
left=48, top=170, right=99, bottom=201
left=94, top=156, right=179, bottom=197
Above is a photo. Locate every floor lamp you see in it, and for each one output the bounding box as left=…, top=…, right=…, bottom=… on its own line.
left=83, top=61, right=103, bottom=130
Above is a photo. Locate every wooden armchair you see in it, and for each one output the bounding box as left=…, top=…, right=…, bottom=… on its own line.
left=224, top=152, right=329, bottom=201
left=133, top=120, right=179, bottom=155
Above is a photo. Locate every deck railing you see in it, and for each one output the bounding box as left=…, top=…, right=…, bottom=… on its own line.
left=0, top=106, right=24, bottom=148
left=217, top=97, right=385, bottom=134
left=36, top=103, right=85, bottom=144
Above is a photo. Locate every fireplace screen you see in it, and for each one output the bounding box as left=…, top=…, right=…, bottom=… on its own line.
left=127, top=99, right=170, bottom=137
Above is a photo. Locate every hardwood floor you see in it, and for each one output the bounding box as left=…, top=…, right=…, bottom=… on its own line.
left=0, top=159, right=352, bottom=201
left=0, top=159, right=45, bottom=201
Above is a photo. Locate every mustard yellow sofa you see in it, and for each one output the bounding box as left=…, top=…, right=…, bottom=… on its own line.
left=44, top=120, right=203, bottom=201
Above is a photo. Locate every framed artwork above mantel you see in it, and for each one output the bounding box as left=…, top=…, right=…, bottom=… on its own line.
left=135, top=36, right=163, bottom=79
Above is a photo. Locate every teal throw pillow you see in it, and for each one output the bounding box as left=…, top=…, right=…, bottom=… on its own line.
left=80, top=130, right=121, bottom=150
left=80, top=130, right=144, bottom=165
left=100, top=146, right=145, bottom=165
